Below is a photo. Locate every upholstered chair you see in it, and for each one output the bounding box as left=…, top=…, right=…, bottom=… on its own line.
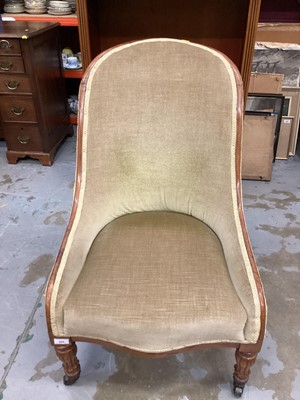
left=45, top=39, right=266, bottom=396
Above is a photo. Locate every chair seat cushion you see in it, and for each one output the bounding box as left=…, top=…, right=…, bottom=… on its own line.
left=63, top=211, right=248, bottom=352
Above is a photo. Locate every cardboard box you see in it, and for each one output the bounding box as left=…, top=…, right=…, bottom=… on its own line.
left=249, top=73, right=284, bottom=94
left=242, top=113, right=277, bottom=181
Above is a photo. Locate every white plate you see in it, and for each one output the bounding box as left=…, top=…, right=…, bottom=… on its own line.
left=64, top=62, right=82, bottom=70
left=25, top=8, right=47, bottom=14
left=49, top=1, right=70, bottom=6
left=4, top=6, right=25, bottom=12
left=47, top=9, right=72, bottom=15
left=48, top=6, right=72, bottom=11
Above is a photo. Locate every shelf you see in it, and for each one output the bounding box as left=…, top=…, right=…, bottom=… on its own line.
left=69, top=113, right=77, bottom=125
left=63, top=69, right=83, bottom=79
left=2, top=13, right=78, bottom=27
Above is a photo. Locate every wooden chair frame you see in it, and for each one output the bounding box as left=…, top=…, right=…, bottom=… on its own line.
left=45, top=42, right=267, bottom=397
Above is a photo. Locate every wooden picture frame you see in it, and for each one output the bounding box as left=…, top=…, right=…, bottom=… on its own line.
left=276, top=116, right=294, bottom=160
left=242, top=111, right=277, bottom=181
left=246, top=93, right=284, bottom=158
left=252, top=44, right=300, bottom=87
left=282, top=96, right=292, bottom=116
left=282, top=87, right=300, bottom=155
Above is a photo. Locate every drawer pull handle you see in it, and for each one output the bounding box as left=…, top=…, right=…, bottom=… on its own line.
left=11, top=107, right=25, bottom=116
left=0, top=40, right=13, bottom=50
left=18, top=135, right=30, bottom=145
left=0, top=62, right=13, bottom=71
left=5, top=80, right=19, bottom=90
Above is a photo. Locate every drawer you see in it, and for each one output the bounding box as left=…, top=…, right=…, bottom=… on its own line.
left=0, top=56, right=25, bottom=74
left=0, top=75, right=31, bottom=94
left=0, top=96, right=37, bottom=122
left=0, top=39, right=21, bottom=56
left=3, top=123, right=43, bottom=152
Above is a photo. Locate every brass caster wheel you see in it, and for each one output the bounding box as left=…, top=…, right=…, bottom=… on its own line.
left=63, top=373, right=80, bottom=386
left=233, top=384, right=244, bottom=397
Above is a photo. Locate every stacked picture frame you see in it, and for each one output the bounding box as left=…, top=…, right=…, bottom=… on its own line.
left=251, top=43, right=300, bottom=158
left=281, top=87, right=300, bottom=155
left=246, top=93, right=285, bottom=159
left=242, top=112, right=277, bottom=180
left=243, top=94, right=284, bottom=181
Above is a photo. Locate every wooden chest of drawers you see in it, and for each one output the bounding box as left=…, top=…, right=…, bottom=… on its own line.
left=0, top=21, right=72, bottom=165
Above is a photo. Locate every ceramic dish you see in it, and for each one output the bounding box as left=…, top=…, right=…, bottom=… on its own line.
left=48, top=9, right=72, bottom=15
left=25, top=6, right=47, bottom=10
left=25, top=3, right=47, bottom=8
left=25, top=0, right=45, bottom=3
left=5, top=0, right=25, bottom=4
left=64, top=62, right=82, bottom=70
left=4, top=6, right=25, bottom=12
left=25, top=0, right=46, bottom=4
left=48, top=6, right=71, bottom=11
left=48, top=6, right=71, bottom=10
left=25, top=7, right=47, bottom=13
left=49, top=1, right=70, bottom=7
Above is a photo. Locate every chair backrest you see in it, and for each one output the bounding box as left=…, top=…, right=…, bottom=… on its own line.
left=79, top=38, right=242, bottom=235
left=52, top=39, right=261, bottom=342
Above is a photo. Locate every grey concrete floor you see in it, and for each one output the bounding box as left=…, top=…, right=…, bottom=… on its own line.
left=0, top=133, right=299, bottom=400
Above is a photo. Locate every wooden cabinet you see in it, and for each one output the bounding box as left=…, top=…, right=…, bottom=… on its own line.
left=1, top=12, right=82, bottom=125
left=77, top=0, right=262, bottom=93
left=0, top=21, right=72, bottom=165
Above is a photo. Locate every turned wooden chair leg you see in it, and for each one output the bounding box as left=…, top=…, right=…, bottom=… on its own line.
left=233, top=349, right=257, bottom=397
left=54, top=340, right=81, bottom=385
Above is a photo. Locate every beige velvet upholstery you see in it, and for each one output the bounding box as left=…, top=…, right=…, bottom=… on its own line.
left=64, top=212, right=247, bottom=352
left=49, top=39, right=262, bottom=353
